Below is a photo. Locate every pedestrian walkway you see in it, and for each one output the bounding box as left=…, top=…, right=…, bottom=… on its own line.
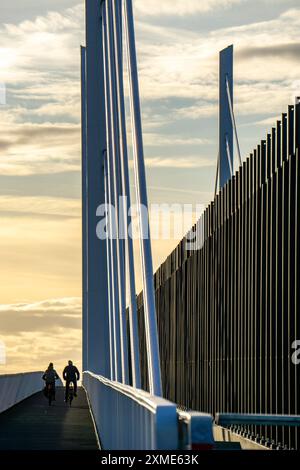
left=0, top=387, right=98, bottom=450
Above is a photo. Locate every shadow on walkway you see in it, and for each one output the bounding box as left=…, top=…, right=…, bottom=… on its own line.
left=0, top=387, right=98, bottom=450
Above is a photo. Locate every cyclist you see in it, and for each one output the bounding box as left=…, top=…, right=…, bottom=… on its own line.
left=42, top=363, right=59, bottom=403
left=63, top=360, right=80, bottom=402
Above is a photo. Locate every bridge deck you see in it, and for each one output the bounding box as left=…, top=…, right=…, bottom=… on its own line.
left=0, top=387, right=98, bottom=450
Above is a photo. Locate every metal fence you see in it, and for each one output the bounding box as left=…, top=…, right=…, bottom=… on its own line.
left=135, top=102, right=300, bottom=450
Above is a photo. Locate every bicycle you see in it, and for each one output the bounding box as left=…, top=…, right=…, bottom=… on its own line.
left=65, top=382, right=74, bottom=407
left=45, top=382, right=55, bottom=406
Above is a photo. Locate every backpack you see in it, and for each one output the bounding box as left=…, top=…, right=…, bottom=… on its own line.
left=44, top=369, right=56, bottom=383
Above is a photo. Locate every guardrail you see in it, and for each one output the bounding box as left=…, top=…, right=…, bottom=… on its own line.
left=216, top=413, right=300, bottom=427
left=83, top=371, right=178, bottom=450
left=0, top=372, right=44, bottom=413
left=178, top=410, right=215, bottom=450
left=83, top=371, right=216, bottom=450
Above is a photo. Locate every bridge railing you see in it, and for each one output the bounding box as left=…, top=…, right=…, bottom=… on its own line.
left=216, top=413, right=300, bottom=427
left=0, top=372, right=44, bottom=413
left=84, top=371, right=216, bottom=450
left=178, top=410, right=215, bottom=450
left=83, top=371, right=178, bottom=450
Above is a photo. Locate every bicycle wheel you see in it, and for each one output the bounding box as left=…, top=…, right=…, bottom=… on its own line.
left=48, top=385, right=54, bottom=406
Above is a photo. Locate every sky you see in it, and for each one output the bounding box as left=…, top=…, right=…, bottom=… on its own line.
left=0, top=0, right=300, bottom=375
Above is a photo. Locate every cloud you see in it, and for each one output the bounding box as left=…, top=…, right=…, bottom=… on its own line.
left=0, top=297, right=81, bottom=334
left=0, top=297, right=82, bottom=375
left=238, top=42, right=300, bottom=60
left=148, top=185, right=212, bottom=197
left=0, top=4, right=83, bottom=176
left=0, top=211, right=81, bottom=304
left=0, top=195, right=80, bottom=218
left=0, top=1, right=79, bottom=24
left=1, top=1, right=299, bottom=183
left=143, top=133, right=211, bottom=146
left=0, top=122, right=80, bottom=175
left=133, top=6, right=300, bottom=128
left=1, top=4, right=83, bottom=63
left=143, top=156, right=214, bottom=168
left=135, top=0, right=245, bottom=16
left=176, top=102, right=218, bottom=120
left=0, top=329, right=82, bottom=375
left=248, top=116, right=281, bottom=127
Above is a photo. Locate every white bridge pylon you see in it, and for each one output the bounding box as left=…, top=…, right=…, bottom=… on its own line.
left=81, top=0, right=162, bottom=396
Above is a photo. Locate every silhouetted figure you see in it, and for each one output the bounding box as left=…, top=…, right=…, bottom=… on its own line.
left=63, top=360, right=80, bottom=402
left=42, top=363, right=59, bottom=403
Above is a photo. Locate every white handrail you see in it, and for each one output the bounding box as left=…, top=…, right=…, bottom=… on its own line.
left=0, top=372, right=44, bottom=413
left=83, top=371, right=177, bottom=450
